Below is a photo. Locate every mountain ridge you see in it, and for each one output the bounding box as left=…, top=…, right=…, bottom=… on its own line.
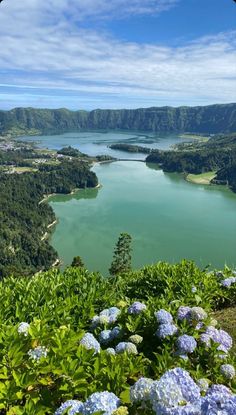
left=1, top=103, right=236, bottom=134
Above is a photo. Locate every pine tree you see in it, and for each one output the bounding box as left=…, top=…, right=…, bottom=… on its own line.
left=109, top=232, right=132, bottom=275
left=71, top=256, right=85, bottom=268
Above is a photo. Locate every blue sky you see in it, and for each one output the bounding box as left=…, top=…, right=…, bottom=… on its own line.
left=0, top=0, right=235, bottom=110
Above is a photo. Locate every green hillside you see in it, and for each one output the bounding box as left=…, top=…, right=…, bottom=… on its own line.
left=0, top=103, right=236, bottom=135
left=0, top=260, right=235, bottom=414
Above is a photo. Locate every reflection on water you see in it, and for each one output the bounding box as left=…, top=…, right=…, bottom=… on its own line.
left=49, top=187, right=99, bottom=204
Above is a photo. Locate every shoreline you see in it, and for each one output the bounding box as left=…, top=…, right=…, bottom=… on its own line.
left=185, top=171, right=217, bottom=185
left=38, top=183, right=101, bottom=205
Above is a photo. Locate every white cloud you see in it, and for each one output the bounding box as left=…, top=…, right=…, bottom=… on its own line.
left=0, top=0, right=235, bottom=108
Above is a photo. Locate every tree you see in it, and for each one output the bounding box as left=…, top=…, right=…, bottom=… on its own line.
left=109, top=232, right=132, bottom=276
left=71, top=256, right=85, bottom=268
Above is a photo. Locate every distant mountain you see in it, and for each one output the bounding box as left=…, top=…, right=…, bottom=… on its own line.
left=0, top=103, right=236, bottom=135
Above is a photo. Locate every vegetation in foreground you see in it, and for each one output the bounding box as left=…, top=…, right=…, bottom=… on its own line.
left=0, top=260, right=235, bottom=414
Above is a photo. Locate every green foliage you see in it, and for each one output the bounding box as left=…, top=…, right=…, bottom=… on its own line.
left=109, top=233, right=132, bottom=276
left=0, top=160, right=98, bottom=278
left=0, top=261, right=235, bottom=413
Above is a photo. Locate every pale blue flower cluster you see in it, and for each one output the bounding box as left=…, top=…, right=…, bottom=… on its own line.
left=155, top=309, right=173, bottom=324
left=177, top=306, right=192, bottom=321
left=129, top=368, right=236, bottom=414
left=83, top=391, right=120, bottom=415
left=200, top=326, right=232, bottom=354
left=155, top=323, right=178, bottom=339
left=91, top=307, right=121, bottom=327
left=128, top=301, right=147, bottom=315
left=28, top=346, right=47, bottom=361
left=221, top=277, right=236, bottom=288
left=176, top=335, right=197, bottom=355
left=130, top=377, right=154, bottom=403
left=80, top=333, right=101, bottom=354
left=99, top=327, right=121, bottom=344
left=191, top=286, right=197, bottom=293
left=177, top=306, right=207, bottom=323
left=149, top=368, right=201, bottom=414
left=200, top=384, right=236, bottom=415
left=115, top=342, right=138, bottom=355
left=55, top=392, right=120, bottom=415
left=54, top=400, right=84, bottom=415
left=18, top=322, right=30, bottom=336
left=220, top=364, right=235, bottom=379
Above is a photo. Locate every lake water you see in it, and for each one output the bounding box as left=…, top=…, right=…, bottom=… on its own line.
left=19, top=130, right=193, bottom=160
left=20, top=131, right=236, bottom=273
left=49, top=161, right=236, bottom=274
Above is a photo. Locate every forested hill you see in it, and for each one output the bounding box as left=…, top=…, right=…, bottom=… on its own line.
left=0, top=103, right=236, bottom=134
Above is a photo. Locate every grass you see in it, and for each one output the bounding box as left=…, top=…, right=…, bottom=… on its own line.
left=213, top=307, right=236, bottom=353
left=186, top=171, right=216, bottom=185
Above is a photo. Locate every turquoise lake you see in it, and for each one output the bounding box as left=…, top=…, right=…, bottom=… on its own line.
left=20, top=131, right=236, bottom=274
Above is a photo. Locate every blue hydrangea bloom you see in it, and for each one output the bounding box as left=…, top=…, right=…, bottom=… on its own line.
left=115, top=342, right=138, bottom=355
left=191, top=286, right=197, bottom=293
left=220, top=364, right=235, bottom=379
left=176, top=335, right=197, bottom=354
left=155, top=323, right=178, bottom=339
left=221, top=277, right=236, bottom=288
left=100, top=307, right=121, bottom=324
left=54, top=400, right=84, bottom=415
left=18, top=322, right=30, bottom=336
left=177, top=306, right=191, bottom=321
left=99, top=330, right=112, bottom=344
left=130, top=377, right=154, bottom=403
left=80, top=333, right=100, bottom=354
left=110, top=326, right=121, bottom=340
left=128, top=301, right=147, bottom=315
left=201, top=326, right=233, bottom=354
left=155, top=309, right=173, bottom=324
left=83, top=391, right=120, bottom=415
left=150, top=368, right=200, bottom=414
left=200, top=384, right=236, bottom=414
left=28, top=346, right=47, bottom=361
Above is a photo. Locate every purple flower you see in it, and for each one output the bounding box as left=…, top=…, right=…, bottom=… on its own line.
left=155, top=309, right=173, bottom=324
left=128, top=302, right=147, bottom=315
left=177, top=306, right=191, bottom=321
left=200, top=384, right=236, bottom=415
left=176, top=335, right=197, bottom=354
left=83, top=391, right=120, bottom=415
left=155, top=323, right=178, bottom=339
left=130, top=377, right=154, bottom=403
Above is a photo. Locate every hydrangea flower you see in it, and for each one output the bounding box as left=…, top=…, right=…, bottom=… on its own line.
left=112, top=406, right=129, bottom=415
left=83, top=391, right=120, bottom=415
left=155, top=309, right=173, bottom=324
left=200, top=384, right=236, bottom=414
left=190, top=307, right=207, bottom=322
left=196, top=379, right=210, bottom=393
left=54, top=400, right=84, bottom=415
left=177, top=306, right=191, bottom=321
left=18, top=322, right=30, bottom=336
left=99, top=330, right=112, bottom=344
left=106, top=347, right=116, bottom=355
left=220, top=364, right=235, bottom=380
left=130, top=377, right=154, bottom=403
left=80, top=333, right=100, bottom=354
left=91, top=307, right=121, bottom=327
left=150, top=368, right=200, bottom=414
left=201, top=326, right=233, bottom=354
left=191, top=286, right=197, bottom=293
left=28, top=346, right=47, bottom=361
left=128, top=301, right=147, bottom=315
left=115, top=342, right=138, bottom=355
left=155, top=323, right=178, bottom=339
left=176, top=335, right=197, bottom=354
left=129, top=334, right=143, bottom=345
left=110, top=326, right=121, bottom=340
left=195, top=322, right=204, bottom=330
left=221, top=277, right=236, bottom=288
